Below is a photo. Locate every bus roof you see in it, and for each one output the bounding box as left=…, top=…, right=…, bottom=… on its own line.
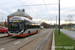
left=9, top=16, right=40, bottom=24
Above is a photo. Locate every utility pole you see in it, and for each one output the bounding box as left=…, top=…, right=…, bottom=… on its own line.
left=56, top=16, right=57, bottom=29
left=58, top=0, right=60, bottom=35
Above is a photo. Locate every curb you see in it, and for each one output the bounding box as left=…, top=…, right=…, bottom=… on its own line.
left=51, top=31, right=55, bottom=50
left=0, top=34, right=8, bottom=38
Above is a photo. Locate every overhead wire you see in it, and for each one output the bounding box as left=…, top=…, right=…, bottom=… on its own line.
left=18, top=0, right=58, bottom=20
left=18, top=0, right=32, bottom=9
left=42, top=0, right=52, bottom=20
left=21, top=3, right=58, bottom=6
left=18, top=0, right=58, bottom=6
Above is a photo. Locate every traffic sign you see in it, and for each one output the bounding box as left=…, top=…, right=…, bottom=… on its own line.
left=74, top=25, right=75, bottom=27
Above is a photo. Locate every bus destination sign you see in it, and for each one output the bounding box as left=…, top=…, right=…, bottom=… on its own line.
left=9, top=20, right=22, bottom=22
left=12, top=20, right=19, bottom=22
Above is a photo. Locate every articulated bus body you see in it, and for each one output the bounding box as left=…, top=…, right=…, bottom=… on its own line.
left=8, top=16, right=40, bottom=37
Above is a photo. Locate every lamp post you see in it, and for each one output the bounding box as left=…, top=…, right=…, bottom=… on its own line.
left=58, top=0, right=60, bottom=35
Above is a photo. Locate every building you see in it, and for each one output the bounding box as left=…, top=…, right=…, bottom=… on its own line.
left=7, top=9, right=32, bottom=24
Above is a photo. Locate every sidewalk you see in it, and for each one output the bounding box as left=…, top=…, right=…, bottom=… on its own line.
left=0, top=33, right=8, bottom=37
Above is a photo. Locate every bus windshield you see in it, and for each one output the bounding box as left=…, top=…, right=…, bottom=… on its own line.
left=8, top=22, right=23, bottom=30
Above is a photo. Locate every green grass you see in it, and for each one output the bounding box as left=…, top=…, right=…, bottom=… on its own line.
left=55, top=30, right=75, bottom=50
left=63, top=27, right=72, bottom=30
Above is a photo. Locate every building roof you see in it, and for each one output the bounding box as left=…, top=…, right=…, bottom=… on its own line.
left=8, top=9, right=32, bottom=19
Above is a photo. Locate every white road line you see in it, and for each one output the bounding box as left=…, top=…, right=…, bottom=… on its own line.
left=0, top=48, right=5, bottom=50
left=25, top=38, right=28, bottom=40
left=14, top=41, right=20, bottom=44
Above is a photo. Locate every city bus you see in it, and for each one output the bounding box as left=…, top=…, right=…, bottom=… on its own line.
left=8, top=16, right=40, bottom=37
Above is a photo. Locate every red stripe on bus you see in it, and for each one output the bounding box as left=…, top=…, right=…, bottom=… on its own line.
left=30, top=31, right=36, bottom=35
left=8, top=33, right=28, bottom=37
left=8, top=30, right=40, bottom=37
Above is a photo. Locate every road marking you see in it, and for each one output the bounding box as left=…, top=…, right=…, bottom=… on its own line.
left=0, top=48, right=5, bottom=50
left=25, top=38, right=28, bottom=40
left=14, top=41, right=20, bottom=44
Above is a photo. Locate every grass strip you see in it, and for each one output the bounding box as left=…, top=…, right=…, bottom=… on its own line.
left=63, top=27, right=72, bottom=30
left=55, top=30, right=75, bottom=50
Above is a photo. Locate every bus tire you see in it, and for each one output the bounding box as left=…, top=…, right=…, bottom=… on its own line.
left=28, top=31, right=30, bottom=36
left=4, top=31, right=6, bottom=33
left=36, top=30, right=38, bottom=33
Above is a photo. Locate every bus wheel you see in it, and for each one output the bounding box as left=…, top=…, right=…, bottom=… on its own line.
left=36, top=30, right=38, bottom=33
left=4, top=31, right=6, bottom=33
left=28, top=31, right=30, bottom=36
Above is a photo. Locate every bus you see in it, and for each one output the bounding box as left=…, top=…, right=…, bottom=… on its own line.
left=8, top=16, right=40, bottom=37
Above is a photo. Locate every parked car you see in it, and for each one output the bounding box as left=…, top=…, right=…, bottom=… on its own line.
left=0, top=27, right=8, bottom=33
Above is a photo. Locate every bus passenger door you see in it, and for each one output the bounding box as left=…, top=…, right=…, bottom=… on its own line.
left=24, top=24, right=27, bottom=31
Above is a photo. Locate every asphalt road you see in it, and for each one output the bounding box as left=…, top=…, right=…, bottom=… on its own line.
left=60, top=29, right=75, bottom=40
left=0, top=29, right=53, bottom=50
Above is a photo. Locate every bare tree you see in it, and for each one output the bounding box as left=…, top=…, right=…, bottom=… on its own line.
left=65, top=20, right=67, bottom=24
left=67, top=15, right=73, bottom=24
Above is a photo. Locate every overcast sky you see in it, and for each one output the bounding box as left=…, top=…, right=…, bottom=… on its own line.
left=0, top=0, right=75, bottom=23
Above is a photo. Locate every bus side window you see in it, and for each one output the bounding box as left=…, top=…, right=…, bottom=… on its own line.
left=24, top=24, right=27, bottom=31
left=17, top=24, right=20, bottom=29
left=27, top=25, right=29, bottom=29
